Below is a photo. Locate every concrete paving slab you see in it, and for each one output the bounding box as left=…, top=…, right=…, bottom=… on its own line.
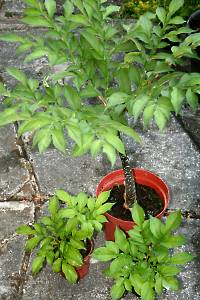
left=0, top=0, right=69, bottom=19
left=0, top=30, right=48, bottom=77
left=0, top=236, right=26, bottom=300
left=21, top=218, right=199, bottom=300
left=0, top=201, right=34, bottom=300
left=177, top=107, right=200, bottom=149
left=0, top=201, right=34, bottom=240
left=0, top=124, right=33, bottom=201
left=123, top=117, right=200, bottom=214
left=157, top=217, right=200, bottom=300
left=0, top=0, right=25, bottom=18
left=26, top=147, right=122, bottom=197
left=26, top=115, right=200, bottom=214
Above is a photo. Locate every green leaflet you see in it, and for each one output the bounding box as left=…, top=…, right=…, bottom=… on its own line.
left=62, top=262, right=78, bottom=283
left=6, top=67, right=27, bottom=86
left=44, top=0, right=56, bottom=18
left=131, top=202, right=145, bottom=227
left=102, top=132, right=125, bottom=155
left=111, top=279, right=125, bottom=300
left=16, top=225, right=36, bottom=235
left=51, top=127, right=66, bottom=153
left=32, top=256, right=45, bottom=274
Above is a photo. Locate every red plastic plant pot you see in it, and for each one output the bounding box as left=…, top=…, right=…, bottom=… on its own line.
left=76, top=239, right=93, bottom=280
left=96, top=168, right=170, bottom=241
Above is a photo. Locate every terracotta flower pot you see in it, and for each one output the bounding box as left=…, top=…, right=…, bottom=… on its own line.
left=96, top=168, right=170, bottom=241
left=76, top=239, right=93, bottom=280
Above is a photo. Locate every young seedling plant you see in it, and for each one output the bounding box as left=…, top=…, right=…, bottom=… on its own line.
left=16, top=190, right=113, bottom=283
left=0, top=0, right=200, bottom=210
left=93, top=203, right=194, bottom=300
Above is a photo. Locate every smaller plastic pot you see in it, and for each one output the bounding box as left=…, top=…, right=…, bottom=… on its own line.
left=76, top=239, right=93, bottom=280
left=61, top=239, right=93, bottom=281
left=96, top=168, right=170, bottom=241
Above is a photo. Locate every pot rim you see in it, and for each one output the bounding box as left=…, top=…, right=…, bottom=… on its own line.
left=96, top=167, right=170, bottom=225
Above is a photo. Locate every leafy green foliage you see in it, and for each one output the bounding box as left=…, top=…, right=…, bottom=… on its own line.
left=93, top=203, right=193, bottom=300
left=16, top=190, right=113, bottom=282
left=0, top=0, right=199, bottom=166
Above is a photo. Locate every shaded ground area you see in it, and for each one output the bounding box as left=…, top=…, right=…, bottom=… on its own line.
left=0, top=1, right=200, bottom=300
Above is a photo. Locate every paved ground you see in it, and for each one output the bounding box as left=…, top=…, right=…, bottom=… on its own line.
left=0, top=1, right=200, bottom=300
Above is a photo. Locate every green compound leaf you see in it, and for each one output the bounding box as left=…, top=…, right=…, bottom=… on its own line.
left=25, top=236, right=41, bottom=251
left=162, top=276, right=179, bottom=290
left=48, top=196, right=59, bottom=216
left=32, top=256, right=45, bottom=275
left=92, top=246, right=118, bottom=262
left=131, top=202, right=145, bottom=227
left=111, top=279, right=125, bottom=300
left=45, top=0, right=56, bottom=18
left=165, top=210, right=182, bottom=233
left=141, top=281, right=155, bottom=300
left=62, top=262, right=78, bottom=283
left=103, top=142, right=116, bottom=166
left=16, top=225, right=36, bottom=235
left=52, top=258, right=62, bottom=273
left=6, top=67, right=27, bottom=86
left=168, top=0, right=184, bottom=17
left=170, top=252, right=194, bottom=264
left=171, top=87, right=184, bottom=115
left=161, top=234, right=186, bottom=248
left=51, top=127, right=66, bottom=153
left=150, top=217, right=162, bottom=239
left=114, top=227, right=129, bottom=252
left=56, top=190, right=73, bottom=205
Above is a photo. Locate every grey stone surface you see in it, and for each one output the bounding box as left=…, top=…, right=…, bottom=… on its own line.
left=0, top=1, right=199, bottom=299
left=0, top=0, right=25, bottom=18
left=157, top=218, right=200, bottom=300
left=0, top=201, right=34, bottom=240
left=0, top=125, right=32, bottom=201
left=0, top=30, right=48, bottom=78
left=27, top=115, right=200, bottom=214
left=0, top=201, right=34, bottom=300
left=27, top=147, right=121, bottom=197
left=178, top=107, right=200, bottom=150
left=124, top=116, right=200, bottom=214
left=0, top=236, right=26, bottom=300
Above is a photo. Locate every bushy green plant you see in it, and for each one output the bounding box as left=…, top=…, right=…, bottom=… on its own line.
left=16, top=190, right=113, bottom=283
left=0, top=0, right=200, bottom=208
left=121, top=0, right=200, bottom=18
left=121, top=0, right=157, bottom=18
left=93, top=203, right=194, bottom=300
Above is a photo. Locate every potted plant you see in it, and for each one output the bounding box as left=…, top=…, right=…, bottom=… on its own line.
left=92, top=203, right=194, bottom=300
left=0, top=0, right=200, bottom=237
left=16, top=190, right=113, bottom=282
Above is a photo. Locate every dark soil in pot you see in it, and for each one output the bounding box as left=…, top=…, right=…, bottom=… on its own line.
left=80, top=238, right=93, bottom=257
left=108, top=183, right=164, bottom=221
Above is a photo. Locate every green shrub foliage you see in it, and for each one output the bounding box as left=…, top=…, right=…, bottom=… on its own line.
left=16, top=190, right=113, bottom=283
left=0, top=0, right=199, bottom=166
left=93, top=203, right=194, bottom=300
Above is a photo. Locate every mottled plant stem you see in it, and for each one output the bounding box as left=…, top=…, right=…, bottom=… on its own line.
left=118, top=151, right=137, bottom=209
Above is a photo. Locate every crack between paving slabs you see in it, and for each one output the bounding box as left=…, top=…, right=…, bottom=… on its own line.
left=14, top=123, right=42, bottom=199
